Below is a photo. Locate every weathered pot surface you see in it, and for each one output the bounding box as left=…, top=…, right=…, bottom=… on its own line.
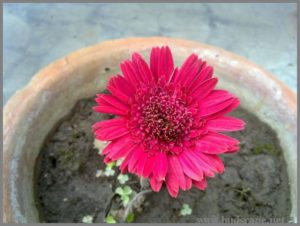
left=3, top=37, right=297, bottom=223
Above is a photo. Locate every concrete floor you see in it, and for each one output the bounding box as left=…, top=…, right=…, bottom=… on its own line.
left=3, top=3, right=297, bottom=105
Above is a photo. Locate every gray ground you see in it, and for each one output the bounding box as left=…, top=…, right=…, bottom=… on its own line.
left=3, top=3, right=297, bottom=105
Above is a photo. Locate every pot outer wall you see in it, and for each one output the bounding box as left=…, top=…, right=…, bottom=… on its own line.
left=3, top=37, right=297, bottom=223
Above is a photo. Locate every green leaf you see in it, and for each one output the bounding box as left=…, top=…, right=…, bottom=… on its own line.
left=115, top=186, right=134, bottom=206
left=104, top=167, right=115, bottom=176
left=117, top=174, right=129, bottom=184
left=180, top=204, right=192, bottom=216
left=105, top=215, right=117, bottom=224
left=107, top=162, right=116, bottom=169
left=122, top=186, right=133, bottom=195
left=82, top=215, right=93, bottom=223
left=115, top=187, right=124, bottom=196
left=126, top=213, right=135, bottom=223
left=122, top=195, right=130, bottom=206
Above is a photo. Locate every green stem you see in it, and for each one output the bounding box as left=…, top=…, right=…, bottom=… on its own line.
left=122, top=189, right=152, bottom=222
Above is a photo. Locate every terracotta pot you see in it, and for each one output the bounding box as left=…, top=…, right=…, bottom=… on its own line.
left=3, top=37, right=297, bottom=223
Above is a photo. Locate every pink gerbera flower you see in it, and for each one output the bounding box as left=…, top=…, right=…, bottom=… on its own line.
left=93, top=46, right=245, bottom=197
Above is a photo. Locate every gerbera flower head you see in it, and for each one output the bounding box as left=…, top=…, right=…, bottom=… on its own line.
left=93, top=46, right=245, bottom=197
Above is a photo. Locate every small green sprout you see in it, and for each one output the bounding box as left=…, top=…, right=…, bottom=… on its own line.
left=107, top=162, right=116, bottom=169
left=96, top=162, right=117, bottom=178
left=126, top=213, right=135, bottom=223
left=82, top=215, right=93, bottom=223
left=180, top=204, right=192, bottom=216
left=99, top=162, right=115, bottom=177
left=253, top=144, right=279, bottom=156
left=105, top=214, right=117, bottom=224
left=117, top=174, right=129, bottom=184
left=115, top=185, right=133, bottom=206
left=104, top=167, right=115, bottom=177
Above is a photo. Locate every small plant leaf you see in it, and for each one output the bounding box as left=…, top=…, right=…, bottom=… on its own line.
left=82, top=215, right=93, bottom=223
left=115, top=186, right=134, bottom=206
left=122, top=185, right=133, bottom=195
left=180, top=204, right=192, bottom=216
left=117, top=174, right=129, bottom=184
left=126, top=213, right=135, bottom=223
left=115, top=187, right=124, bottom=196
left=104, top=167, right=115, bottom=177
left=105, top=215, right=117, bottom=224
left=107, top=162, right=116, bottom=169
left=121, top=195, right=130, bottom=207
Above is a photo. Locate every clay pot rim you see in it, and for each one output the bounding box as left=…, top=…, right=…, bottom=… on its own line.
left=4, top=36, right=296, bottom=114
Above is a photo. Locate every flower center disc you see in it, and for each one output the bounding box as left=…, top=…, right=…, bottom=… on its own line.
left=131, top=85, right=193, bottom=147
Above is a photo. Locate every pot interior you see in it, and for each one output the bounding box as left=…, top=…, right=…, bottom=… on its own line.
left=34, top=96, right=291, bottom=223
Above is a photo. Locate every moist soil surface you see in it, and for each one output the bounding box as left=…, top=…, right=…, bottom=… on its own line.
left=34, top=96, right=291, bottom=223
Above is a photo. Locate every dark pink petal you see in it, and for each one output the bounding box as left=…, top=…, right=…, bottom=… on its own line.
left=225, top=145, right=240, bottom=153
left=196, top=132, right=240, bottom=154
left=101, top=135, right=130, bottom=155
left=93, top=106, right=126, bottom=116
left=108, top=74, right=135, bottom=96
left=182, top=60, right=204, bottom=86
left=107, top=81, right=130, bottom=103
left=142, top=155, right=156, bottom=178
left=168, top=67, right=179, bottom=84
left=198, top=65, right=214, bottom=82
left=165, top=167, right=179, bottom=198
left=168, top=155, right=187, bottom=190
left=120, top=145, right=140, bottom=173
left=159, top=46, right=174, bottom=81
left=136, top=149, right=149, bottom=176
left=128, top=147, right=144, bottom=173
left=120, top=61, right=140, bottom=87
left=188, top=64, right=213, bottom=91
left=93, top=118, right=129, bottom=141
left=193, top=178, right=207, bottom=190
left=150, top=177, right=163, bottom=192
left=202, top=90, right=234, bottom=103
left=204, top=170, right=215, bottom=178
left=195, top=138, right=228, bottom=154
left=186, top=150, right=216, bottom=177
left=198, top=153, right=225, bottom=173
left=150, top=47, right=160, bottom=81
left=185, top=177, right=192, bottom=190
left=152, top=152, right=168, bottom=181
left=150, top=46, right=174, bottom=82
left=102, top=135, right=134, bottom=160
left=96, top=94, right=129, bottom=111
left=132, top=53, right=153, bottom=84
left=206, top=98, right=240, bottom=120
left=199, top=90, right=237, bottom=117
left=206, top=116, right=245, bottom=132
left=178, top=151, right=203, bottom=181
left=92, top=118, right=126, bottom=131
left=205, top=132, right=240, bottom=146
left=189, top=78, right=218, bottom=102
left=171, top=54, right=198, bottom=84
left=94, top=94, right=129, bottom=116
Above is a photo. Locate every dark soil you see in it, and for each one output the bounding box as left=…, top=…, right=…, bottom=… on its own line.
left=34, top=96, right=291, bottom=223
